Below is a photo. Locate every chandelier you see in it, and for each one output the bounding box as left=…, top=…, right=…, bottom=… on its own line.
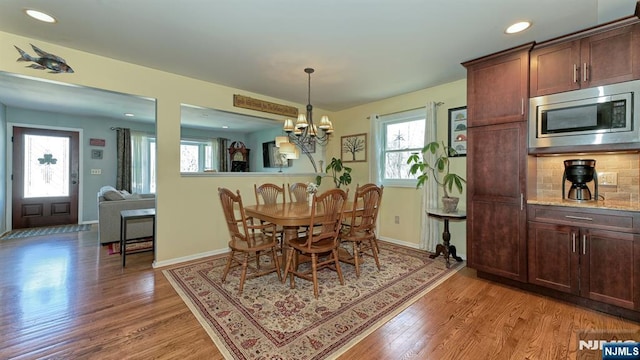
left=275, top=68, right=333, bottom=171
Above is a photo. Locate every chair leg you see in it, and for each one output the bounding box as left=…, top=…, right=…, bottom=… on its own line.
left=311, top=254, right=319, bottom=299
left=238, top=252, right=249, bottom=294
left=271, top=246, right=282, bottom=281
left=352, top=242, right=361, bottom=278
left=370, top=239, right=381, bottom=271
left=332, top=249, right=344, bottom=286
left=221, top=250, right=234, bottom=283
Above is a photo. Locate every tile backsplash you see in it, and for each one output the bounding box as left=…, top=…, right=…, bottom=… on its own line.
left=535, top=153, right=640, bottom=204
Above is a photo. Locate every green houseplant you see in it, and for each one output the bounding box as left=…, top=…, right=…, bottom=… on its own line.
left=407, top=141, right=466, bottom=212
left=315, top=157, right=352, bottom=189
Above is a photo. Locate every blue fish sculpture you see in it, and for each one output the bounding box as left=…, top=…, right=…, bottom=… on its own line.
left=14, top=44, right=74, bottom=73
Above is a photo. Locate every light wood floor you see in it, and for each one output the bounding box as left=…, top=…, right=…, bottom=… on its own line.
left=0, top=226, right=637, bottom=359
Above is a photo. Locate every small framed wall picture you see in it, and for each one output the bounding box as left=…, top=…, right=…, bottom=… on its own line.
left=341, top=133, right=367, bottom=162
left=91, top=149, right=103, bottom=159
left=448, top=106, right=467, bottom=157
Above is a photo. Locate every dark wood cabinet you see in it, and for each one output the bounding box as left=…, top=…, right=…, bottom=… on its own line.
left=528, top=205, right=640, bottom=310
left=530, top=21, right=640, bottom=97
left=464, top=44, right=531, bottom=282
left=466, top=122, right=528, bottom=282
left=463, top=43, right=533, bottom=127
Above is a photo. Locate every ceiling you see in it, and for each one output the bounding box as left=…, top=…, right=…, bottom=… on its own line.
left=0, top=0, right=637, bottom=129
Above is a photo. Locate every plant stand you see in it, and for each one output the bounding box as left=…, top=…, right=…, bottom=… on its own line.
left=426, top=208, right=466, bottom=268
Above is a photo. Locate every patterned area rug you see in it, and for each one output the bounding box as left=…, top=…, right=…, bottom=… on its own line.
left=107, top=239, right=154, bottom=255
left=0, top=224, right=91, bottom=240
left=163, top=242, right=464, bottom=360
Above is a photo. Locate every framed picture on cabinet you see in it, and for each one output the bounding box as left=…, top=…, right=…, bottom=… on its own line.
left=448, top=106, right=467, bottom=157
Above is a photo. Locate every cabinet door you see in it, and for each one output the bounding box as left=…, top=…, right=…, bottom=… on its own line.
left=582, top=24, right=640, bottom=88
left=581, top=229, right=640, bottom=310
left=530, top=40, right=581, bottom=96
left=467, top=122, right=527, bottom=281
left=527, top=221, right=579, bottom=294
left=464, top=44, right=532, bottom=127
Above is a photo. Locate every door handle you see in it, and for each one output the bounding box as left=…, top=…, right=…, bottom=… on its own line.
left=572, top=233, right=576, bottom=253
left=582, top=234, right=587, bottom=255
left=573, top=64, right=578, bottom=83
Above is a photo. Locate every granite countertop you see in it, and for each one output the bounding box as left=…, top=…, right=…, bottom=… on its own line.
left=528, top=197, right=640, bottom=212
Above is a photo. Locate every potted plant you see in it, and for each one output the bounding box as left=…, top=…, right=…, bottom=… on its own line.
left=407, top=141, right=466, bottom=212
left=315, top=157, right=352, bottom=189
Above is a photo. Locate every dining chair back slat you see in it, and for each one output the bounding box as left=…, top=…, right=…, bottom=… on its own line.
left=255, top=183, right=285, bottom=205
left=288, top=182, right=308, bottom=203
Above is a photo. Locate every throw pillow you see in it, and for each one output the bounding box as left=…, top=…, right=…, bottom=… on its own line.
left=103, top=190, right=125, bottom=201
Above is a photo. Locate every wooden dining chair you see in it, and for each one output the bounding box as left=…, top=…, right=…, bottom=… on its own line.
left=255, top=183, right=286, bottom=205
left=218, top=187, right=282, bottom=294
left=283, top=188, right=348, bottom=298
left=254, top=183, right=286, bottom=245
left=339, top=183, right=384, bottom=278
left=288, top=182, right=308, bottom=203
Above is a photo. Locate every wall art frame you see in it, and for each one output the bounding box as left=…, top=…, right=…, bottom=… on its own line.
left=448, top=106, right=467, bottom=157
left=341, top=133, right=367, bottom=162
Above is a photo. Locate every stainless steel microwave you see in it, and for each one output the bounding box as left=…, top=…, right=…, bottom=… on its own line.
left=529, top=80, right=640, bottom=151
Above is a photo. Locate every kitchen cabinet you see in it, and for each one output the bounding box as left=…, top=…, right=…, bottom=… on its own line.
left=528, top=205, right=640, bottom=310
left=530, top=21, right=640, bottom=97
left=463, top=44, right=531, bottom=282
left=466, top=122, right=528, bottom=282
left=463, top=43, right=533, bottom=127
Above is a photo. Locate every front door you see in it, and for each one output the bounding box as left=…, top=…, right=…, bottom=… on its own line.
left=12, top=127, right=80, bottom=229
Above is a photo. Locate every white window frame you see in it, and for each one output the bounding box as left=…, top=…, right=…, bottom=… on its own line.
left=180, top=138, right=215, bottom=173
left=375, top=108, right=426, bottom=188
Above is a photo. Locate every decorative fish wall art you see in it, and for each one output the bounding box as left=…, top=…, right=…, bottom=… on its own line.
left=14, top=43, right=74, bottom=73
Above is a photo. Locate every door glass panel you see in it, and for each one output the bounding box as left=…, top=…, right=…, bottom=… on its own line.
left=24, top=135, right=70, bottom=198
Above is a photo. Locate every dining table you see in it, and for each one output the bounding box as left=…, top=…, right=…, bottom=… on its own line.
left=244, top=201, right=355, bottom=267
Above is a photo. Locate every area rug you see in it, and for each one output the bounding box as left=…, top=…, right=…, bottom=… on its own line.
left=163, top=242, right=464, bottom=360
left=106, top=239, right=154, bottom=255
left=0, top=224, right=91, bottom=240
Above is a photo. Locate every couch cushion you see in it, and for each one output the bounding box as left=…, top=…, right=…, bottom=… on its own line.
left=99, top=185, right=118, bottom=197
left=103, top=190, right=125, bottom=201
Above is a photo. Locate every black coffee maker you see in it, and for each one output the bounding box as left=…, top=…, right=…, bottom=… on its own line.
left=562, top=159, right=599, bottom=201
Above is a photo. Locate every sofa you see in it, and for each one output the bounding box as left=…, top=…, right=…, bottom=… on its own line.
left=97, top=185, right=156, bottom=244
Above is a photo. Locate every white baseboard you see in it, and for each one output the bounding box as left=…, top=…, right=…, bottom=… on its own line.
left=153, top=248, right=228, bottom=268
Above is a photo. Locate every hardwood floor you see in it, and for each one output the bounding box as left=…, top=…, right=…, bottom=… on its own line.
left=0, top=226, right=637, bottom=359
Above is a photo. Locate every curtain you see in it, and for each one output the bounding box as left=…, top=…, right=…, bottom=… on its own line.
left=116, top=128, right=131, bottom=192
left=130, top=131, right=154, bottom=193
left=368, top=114, right=383, bottom=184
left=209, top=138, right=219, bottom=171
left=218, top=138, right=229, bottom=172
left=419, top=102, right=440, bottom=251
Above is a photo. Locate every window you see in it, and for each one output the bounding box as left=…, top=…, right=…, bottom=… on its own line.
left=130, top=133, right=219, bottom=194
left=180, top=139, right=216, bottom=172
left=376, top=109, right=426, bottom=186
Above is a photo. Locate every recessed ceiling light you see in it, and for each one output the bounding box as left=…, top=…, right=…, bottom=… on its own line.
left=506, top=21, right=531, bottom=34
left=24, top=9, right=56, bottom=23
left=124, top=113, right=135, bottom=117
left=222, top=126, right=229, bottom=129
